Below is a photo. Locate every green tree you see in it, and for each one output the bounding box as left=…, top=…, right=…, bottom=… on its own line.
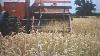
left=75, top=0, right=96, bottom=16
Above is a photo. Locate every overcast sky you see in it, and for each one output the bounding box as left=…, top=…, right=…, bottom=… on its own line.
left=0, top=0, right=100, bottom=13
left=92, top=0, right=100, bottom=13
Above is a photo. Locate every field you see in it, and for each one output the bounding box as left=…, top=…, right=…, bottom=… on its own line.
left=0, top=17, right=100, bottom=56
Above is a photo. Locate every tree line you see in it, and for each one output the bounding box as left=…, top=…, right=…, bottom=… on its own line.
left=75, top=0, right=96, bottom=16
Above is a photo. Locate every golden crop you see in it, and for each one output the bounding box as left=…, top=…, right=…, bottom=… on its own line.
left=0, top=17, right=100, bottom=56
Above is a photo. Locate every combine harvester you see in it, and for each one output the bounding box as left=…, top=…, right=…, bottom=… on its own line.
left=31, top=0, right=72, bottom=32
left=0, top=0, right=72, bottom=36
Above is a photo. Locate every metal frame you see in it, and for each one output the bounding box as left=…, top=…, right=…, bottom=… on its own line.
left=32, top=0, right=72, bottom=32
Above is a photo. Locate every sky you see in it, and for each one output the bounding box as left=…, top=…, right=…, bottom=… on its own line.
left=0, top=0, right=100, bottom=13
left=92, top=0, right=100, bottom=13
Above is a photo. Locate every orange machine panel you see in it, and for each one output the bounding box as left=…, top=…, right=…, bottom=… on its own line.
left=4, top=2, right=28, bottom=20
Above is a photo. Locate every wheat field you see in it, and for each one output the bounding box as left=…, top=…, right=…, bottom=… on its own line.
left=0, top=17, right=100, bottom=56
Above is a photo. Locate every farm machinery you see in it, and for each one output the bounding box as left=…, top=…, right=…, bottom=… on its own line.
left=0, top=0, right=72, bottom=36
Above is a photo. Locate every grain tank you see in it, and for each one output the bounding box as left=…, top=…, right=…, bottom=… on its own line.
left=3, top=0, right=30, bottom=20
